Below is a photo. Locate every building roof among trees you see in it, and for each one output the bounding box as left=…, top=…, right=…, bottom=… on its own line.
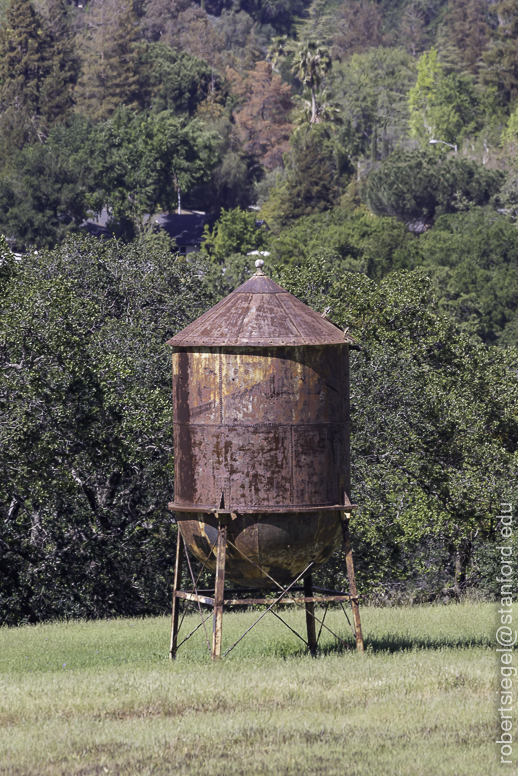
left=155, top=212, right=212, bottom=248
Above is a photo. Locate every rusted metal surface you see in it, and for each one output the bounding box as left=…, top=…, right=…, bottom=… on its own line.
left=169, top=503, right=355, bottom=513
left=168, top=268, right=354, bottom=591
left=304, top=574, right=317, bottom=656
left=175, top=592, right=356, bottom=606
left=212, top=522, right=227, bottom=660
left=171, top=345, right=350, bottom=512
left=169, top=531, right=184, bottom=659
left=167, top=271, right=357, bottom=348
left=341, top=513, right=365, bottom=654
left=168, top=527, right=360, bottom=658
left=176, top=511, right=341, bottom=587
left=169, top=344, right=350, bottom=587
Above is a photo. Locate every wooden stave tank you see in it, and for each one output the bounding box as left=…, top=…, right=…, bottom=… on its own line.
left=167, top=269, right=356, bottom=588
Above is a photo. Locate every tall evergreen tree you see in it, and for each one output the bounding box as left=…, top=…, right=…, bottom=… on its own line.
left=39, top=0, right=79, bottom=126
left=227, top=61, right=294, bottom=170
left=263, top=125, right=341, bottom=225
left=140, top=0, right=190, bottom=42
left=441, top=0, right=490, bottom=73
left=408, top=47, right=483, bottom=145
left=74, top=0, right=142, bottom=120
left=0, top=0, right=48, bottom=147
left=398, top=2, right=425, bottom=58
left=331, top=0, right=384, bottom=62
left=481, top=0, right=518, bottom=104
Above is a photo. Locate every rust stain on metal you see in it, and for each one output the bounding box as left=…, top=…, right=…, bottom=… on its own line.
left=167, top=272, right=357, bottom=348
left=168, top=269, right=355, bottom=588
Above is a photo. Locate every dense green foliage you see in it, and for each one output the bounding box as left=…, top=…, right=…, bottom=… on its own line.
left=1, top=0, right=518, bottom=245
left=275, top=258, right=518, bottom=597
left=1, top=0, right=518, bottom=622
left=200, top=207, right=268, bottom=262
left=1, top=236, right=516, bottom=622
left=262, top=206, right=518, bottom=346
left=365, top=149, right=503, bottom=230
left=0, top=235, right=215, bottom=623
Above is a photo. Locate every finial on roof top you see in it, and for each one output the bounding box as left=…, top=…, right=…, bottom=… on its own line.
left=254, top=258, right=265, bottom=276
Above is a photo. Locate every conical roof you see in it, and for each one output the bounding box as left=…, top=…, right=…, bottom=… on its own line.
left=167, top=268, right=356, bottom=347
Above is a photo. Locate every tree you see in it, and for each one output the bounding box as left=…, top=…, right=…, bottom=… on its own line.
left=365, top=149, right=504, bottom=232
left=87, top=109, right=220, bottom=232
left=330, top=47, right=417, bottom=160
left=238, top=0, right=309, bottom=34
left=173, top=7, right=226, bottom=72
left=481, top=0, right=518, bottom=105
left=39, top=0, right=79, bottom=127
left=270, top=37, right=334, bottom=126
left=263, top=193, right=518, bottom=344
left=276, top=259, right=518, bottom=596
left=211, top=9, right=271, bottom=71
left=499, top=106, right=518, bottom=214
left=74, top=0, right=142, bottom=121
left=407, top=48, right=441, bottom=139
left=331, top=0, right=384, bottom=62
left=261, top=124, right=344, bottom=226
left=183, top=115, right=257, bottom=213
left=0, top=106, right=220, bottom=247
left=0, top=234, right=216, bottom=624
left=419, top=209, right=518, bottom=345
left=291, top=40, right=332, bottom=124
left=142, top=42, right=219, bottom=116
left=0, top=0, right=79, bottom=152
left=201, top=207, right=268, bottom=262
left=292, top=0, right=335, bottom=47
left=226, top=61, right=293, bottom=170
left=267, top=207, right=417, bottom=277
left=398, top=1, right=425, bottom=58
left=0, top=115, right=94, bottom=249
left=440, top=0, right=490, bottom=73
left=139, top=0, right=191, bottom=42
left=408, top=48, right=483, bottom=144
left=0, top=0, right=49, bottom=148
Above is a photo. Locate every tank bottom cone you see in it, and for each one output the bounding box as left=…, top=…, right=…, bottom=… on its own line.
left=177, top=510, right=342, bottom=587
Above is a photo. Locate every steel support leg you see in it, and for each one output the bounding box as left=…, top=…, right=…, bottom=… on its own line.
left=304, top=573, right=318, bottom=656
left=169, top=528, right=184, bottom=660
left=341, top=513, right=364, bottom=654
left=212, top=521, right=227, bottom=661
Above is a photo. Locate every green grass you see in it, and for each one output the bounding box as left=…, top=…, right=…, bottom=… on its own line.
left=0, top=603, right=502, bottom=775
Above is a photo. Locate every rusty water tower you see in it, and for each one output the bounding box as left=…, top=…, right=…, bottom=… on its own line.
left=168, top=261, right=363, bottom=659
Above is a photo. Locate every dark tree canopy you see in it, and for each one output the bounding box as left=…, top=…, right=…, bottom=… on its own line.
left=0, top=235, right=216, bottom=624
left=365, top=149, right=504, bottom=232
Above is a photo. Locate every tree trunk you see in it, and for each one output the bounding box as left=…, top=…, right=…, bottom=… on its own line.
left=454, top=537, right=472, bottom=595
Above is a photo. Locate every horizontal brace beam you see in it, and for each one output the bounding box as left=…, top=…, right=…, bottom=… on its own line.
left=175, top=591, right=215, bottom=605
left=194, top=586, right=358, bottom=596
left=174, top=591, right=358, bottom=606
left=224, top=595, right=357, bottom=606
left=169, top=502, right=357, bottom=514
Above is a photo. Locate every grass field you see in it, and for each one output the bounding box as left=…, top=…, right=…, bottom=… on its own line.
left=0, top=602, right=503, bottom=776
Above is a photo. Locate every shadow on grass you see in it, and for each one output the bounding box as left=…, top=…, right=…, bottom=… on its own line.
left=317, top=633, right=492, bottom=655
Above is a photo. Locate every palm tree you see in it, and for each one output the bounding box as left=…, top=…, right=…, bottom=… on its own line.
left=291, top=41, right=332, bottom=124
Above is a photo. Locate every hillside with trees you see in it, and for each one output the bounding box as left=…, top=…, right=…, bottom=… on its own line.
left=1, top=0, right=518, bottom=622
